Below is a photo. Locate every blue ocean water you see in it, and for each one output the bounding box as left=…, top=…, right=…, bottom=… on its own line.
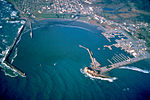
left=103, top=8, right=114, bottom=11
left=0, top=0, right=150, bottom=100
left=0, top=0, right=25, bottom=77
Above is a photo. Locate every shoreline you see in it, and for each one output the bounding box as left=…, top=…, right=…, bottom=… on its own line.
left=3, top=17, right=150, bottom=78
left=2, top=0, right=150, bottom=78
left=31, top=18, right=105, bottom=34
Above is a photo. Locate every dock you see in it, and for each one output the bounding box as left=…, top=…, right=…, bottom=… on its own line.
left=104, top=45, right=112, bottom=50
left=107, top=56, right=147, bottom=71
left=79, top=44, right=149, bottom=77
left=99, top=55, right=147, bottom=74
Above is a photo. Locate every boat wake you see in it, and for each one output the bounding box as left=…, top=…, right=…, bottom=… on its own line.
left=80, top=68, right=117, bottom=82
left=119, top=66, right=149, bottom=74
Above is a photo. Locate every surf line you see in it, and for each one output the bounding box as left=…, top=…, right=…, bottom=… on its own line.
left=3, top=23, right=26, bottom=77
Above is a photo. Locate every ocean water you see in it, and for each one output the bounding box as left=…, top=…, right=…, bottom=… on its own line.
left=0, top=0, right=25, bottom=77
left=1, top=0, right=150, bottom=100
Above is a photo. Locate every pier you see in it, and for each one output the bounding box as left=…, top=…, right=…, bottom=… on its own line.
left=79, top=45, right=101, bottom=68
left=101, top=54, right=148, bottom=73
left=107, top=56, right=147, bottom=71
left=3, top=24, right=26, bottom=77
left=99, top=56, right=147, bottom=74
left=79, top=44, right=149, bottom=77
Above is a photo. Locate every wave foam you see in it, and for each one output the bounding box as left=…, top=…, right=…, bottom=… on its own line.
left=11, top=11, right=17, bottom=17
left=80, top=68, right=117, bottom=82
left=1, top=65, right=18, bottom=77
left=0, top=47, right=19, bottom=77
left=2, top=39, right=7, bottom=44
left=20, top=20, right=25, bottom=24
left=7, top=21, right=20, bottom=24
left=119, top=66, right=149, bottom=74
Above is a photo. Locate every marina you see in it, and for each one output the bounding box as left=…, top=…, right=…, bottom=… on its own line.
left=1, top=0, right=150, bottom=100
left=2, top=18, right=150, bottom=78
left=79, top=44, right=150, bottom=77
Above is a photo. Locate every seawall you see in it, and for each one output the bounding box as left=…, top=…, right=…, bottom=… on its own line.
left=3, top=23, right=26, bottom=77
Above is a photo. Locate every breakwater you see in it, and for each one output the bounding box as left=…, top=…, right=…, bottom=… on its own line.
left=3, top=24, right=26, bottom=77
left=99, top=56, right=149, bottom=74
